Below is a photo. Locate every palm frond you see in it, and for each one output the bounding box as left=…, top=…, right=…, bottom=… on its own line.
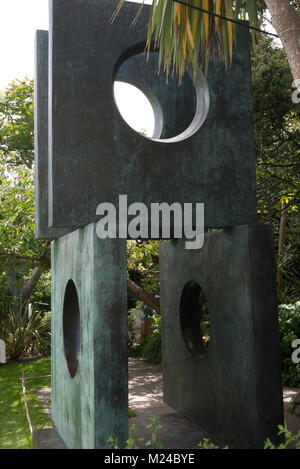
left=113, top=0, right=259, bottom=81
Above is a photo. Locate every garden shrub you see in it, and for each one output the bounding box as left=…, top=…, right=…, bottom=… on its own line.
left=0, top=302, right=51, bottom=360
left=140, top=315, right=162, bottom=364
left=278, top=302, right=300, bottom=386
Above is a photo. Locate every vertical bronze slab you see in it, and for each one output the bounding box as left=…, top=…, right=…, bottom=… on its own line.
left=34, top=30, right=70, bottom=239
left=160, top=225, right=284, bottom=449
left=51, top=224, right=128, bottom=448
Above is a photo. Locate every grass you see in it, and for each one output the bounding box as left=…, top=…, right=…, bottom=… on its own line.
left=0, top=355, right=136, bottom=449
left=0, top=356, right=52, bottom=449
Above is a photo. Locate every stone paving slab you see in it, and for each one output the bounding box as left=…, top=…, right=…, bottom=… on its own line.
left=128, top=413, right=225, bottom=450
left=32, top=427, right=66, bottom=449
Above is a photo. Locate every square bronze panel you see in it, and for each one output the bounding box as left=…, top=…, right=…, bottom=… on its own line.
left=48, top=0, right=256, bottom=231
left=159, top=225, right=284, bottom=449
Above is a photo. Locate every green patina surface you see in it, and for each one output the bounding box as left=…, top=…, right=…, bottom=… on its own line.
left=160, top=226, right=284, bottom=449
left=51, top=223, right=128, bottom=449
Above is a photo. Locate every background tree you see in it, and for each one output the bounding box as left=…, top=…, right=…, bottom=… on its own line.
left=127, top=240, right=160, bottom=314
left=265, top=0, right=300, bottom=82
left=0, top=79, right=50, bottom=312
left=0, top=78, right=34, bottom=169
left=253, top=37, right=300, bottom=302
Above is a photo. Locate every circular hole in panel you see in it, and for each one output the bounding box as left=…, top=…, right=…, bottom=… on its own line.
left=63, top=279, right=80, bottom=378
left=180, top=280, right=211, bottom=359
left=113, top=45, right=210, bottom=143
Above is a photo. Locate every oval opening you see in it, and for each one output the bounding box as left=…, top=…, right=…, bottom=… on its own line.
left=180, top=280, right=211, bottom=359
left=63, top=279, right=80, bottom=378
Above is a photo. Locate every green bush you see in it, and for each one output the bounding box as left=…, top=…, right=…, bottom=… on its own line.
left=140, top=316, right=162, bottom=364
left=264, top=424, right=300, bottom=449
left=0, top=301, right=51, bottom=360
left=277, top=243, right=300, bottom=305
left=278, top=302, right=300, bottom=386
left=108, top=416, right=163, bottom=449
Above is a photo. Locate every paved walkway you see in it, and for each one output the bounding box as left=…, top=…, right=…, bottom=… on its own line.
left=37, top=357, right=300, bottom=448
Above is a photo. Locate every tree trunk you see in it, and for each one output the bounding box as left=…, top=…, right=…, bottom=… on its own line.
left=20, top=266, right=43, bottom=304
left=278, top=201, right=287, bottom=257
left=4, top=262, right=43, bottom=311
left=265, top=0, right=300, bottom=82
left=127, top=278, right=161, bottom=316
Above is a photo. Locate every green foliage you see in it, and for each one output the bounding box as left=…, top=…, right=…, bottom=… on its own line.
left=278, top=302, right=300, bottom=386
left=197, top=424, right=300, bottom=449
left=264, top=423, right=300, bottom=449
left=140, top=315, right=162, bottom=364
left=0, top=78, right=50, bottom=343
left=114, top=0, right=260, bottom=81
left=0, top=78, right=34, bottom=168
left=0, top=302, right=51, bottom=360
left=253, top=37, right=300, bottom=303
left=0, top=78, right=49, bottom=273
left=0, top=77, right=49, bottom=264
left=0, top=164, right=42, bottom=260
left=127, top=240, right=160, bottom=299
left=198, top=438, right=228, bottom=449
left=277, top=235, right=300, bottom=304
left=107, top=416, right=163, bottom=450
left=253, top=37, right=300, bottom=225
left=108, top=419, right=300, bottom=450
left=128, top=408, right=136, bottom=418
left=143, top=416, right=164, bottom=449
left=0, top=357, right=52, bottom=449
left=0, top=273, right=12, bottom=318
left=127, top=269, right=143, bottom=310
left=29, top=271, right=51, bottom=312
left=127, top=240, right=160, bottom=342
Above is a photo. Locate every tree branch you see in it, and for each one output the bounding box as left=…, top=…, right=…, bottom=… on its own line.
left=127, top=278, right=160, bottom=316
left=20, top=266, right=43, bottom=302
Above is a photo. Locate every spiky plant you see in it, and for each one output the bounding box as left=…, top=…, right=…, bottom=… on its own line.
left=0, top=301, right=51, bottom=360
left=112, top=0, right=259, bottom=80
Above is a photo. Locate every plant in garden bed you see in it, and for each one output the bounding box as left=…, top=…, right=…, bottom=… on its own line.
left=198, top=439, right=229, bottom=450
left=197, top=424, right=300, bottom=449
left=108, top=419, right=300, bottom=450
left=0, top=301, right=51, bottom=360
left=108, top=416, right=163, bottom=450
left=264, top=424, right=300, bottom=449
left=128, top=408, right=136, bottom=418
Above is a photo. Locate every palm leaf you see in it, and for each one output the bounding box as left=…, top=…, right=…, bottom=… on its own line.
left=113, top=0, right=259, bottom=81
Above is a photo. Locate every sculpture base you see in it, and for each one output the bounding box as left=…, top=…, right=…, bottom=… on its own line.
left=32, top=427, right=66, bottom=449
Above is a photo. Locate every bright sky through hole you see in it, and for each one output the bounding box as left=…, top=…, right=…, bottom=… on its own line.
left=114, top=82, right=155, bottom=137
